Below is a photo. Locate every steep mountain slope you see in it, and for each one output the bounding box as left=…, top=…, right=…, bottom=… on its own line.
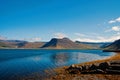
left=41, top=38, right=93, bottom=49
left=104, top=39, right=120, bottom=51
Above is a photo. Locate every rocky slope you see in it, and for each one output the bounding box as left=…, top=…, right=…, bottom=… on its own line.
left=104, top=39, right=120, bottom=51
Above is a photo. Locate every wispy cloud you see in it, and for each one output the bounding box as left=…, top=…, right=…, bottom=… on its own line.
left=74, top=33, right=86, bottom=37
left=105, top=26, right=120, bottom=32
left=74, top=32, right=120, bottom=42
left=108, top=20, right=116, bottom=24
left=0, top=35, right=7, bottom=40
left=23, top=37, right=41, bottom=42
left=54, top=33, right=67, bottom=38
left=74, top=36, right=118, bottom=42
left=108, top=17, right=120, bottom=24
left=31, top=37, right=41, bottom=42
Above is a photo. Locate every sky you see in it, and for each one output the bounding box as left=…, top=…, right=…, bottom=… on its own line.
left=1, top=0, right=120, bottom=42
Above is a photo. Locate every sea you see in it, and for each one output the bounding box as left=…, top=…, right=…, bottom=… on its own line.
left=0, top=49, right=115, bottom=80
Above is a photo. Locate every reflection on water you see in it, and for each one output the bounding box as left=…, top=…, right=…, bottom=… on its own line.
left=30, top=56, right=41, bottom=61
left=72, top=52, right=110, bottom=63
left=51, top=53, right=70, bottom=66
left=0, top=49, right=115, bottom=80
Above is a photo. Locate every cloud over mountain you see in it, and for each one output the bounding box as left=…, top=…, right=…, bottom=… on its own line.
left=54, top=33, right=67, bottom=39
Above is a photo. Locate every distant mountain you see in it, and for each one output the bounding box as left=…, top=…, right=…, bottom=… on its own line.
left=104, top=39, right=120, bottom=51
left=0, top=40, right=27, bottom=48
left=19, top=42, right=45, bottom=48
left=0, top=38, right=112, bottom=49
left=0, top=40, right=45, bottom=49
left=76, top=41, right=111, bottom=49
left=2, top=40, right=27, bottom=43
left=41, top=38, right=93, bottom=49
left=0, top=42, right=14, bottom=48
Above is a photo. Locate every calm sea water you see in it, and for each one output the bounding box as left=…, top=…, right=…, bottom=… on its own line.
left=0, top=49, right=115, bottom=80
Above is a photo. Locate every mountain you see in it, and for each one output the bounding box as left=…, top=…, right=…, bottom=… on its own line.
left=0, top=40, right=45, bottom=49
left=19, top=42, right=45, bottom=48
left=41, top=38, right=93, bottom=49
left=0, top=40, right=19, bottom=48
left=0, top=42, right=13, bottom=48
left=0, top=40, right=27, bottom=48
left=104, top=39, right=120, bottom=51
left=0, top=38, right=112, bottom=49
left=76, top=41, right=111, bottom=49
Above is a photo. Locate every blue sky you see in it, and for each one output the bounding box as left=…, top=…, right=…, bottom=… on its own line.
left=0, top=0, right=120, bottom=42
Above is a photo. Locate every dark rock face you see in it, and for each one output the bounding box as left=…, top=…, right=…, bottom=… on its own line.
left=98, top=62, right=110, bottom=70
left=41, top=38, right=58, bottom=48
left=66, top=60, right=120, bottom=74
left=89, top=64, right=98, bottom=70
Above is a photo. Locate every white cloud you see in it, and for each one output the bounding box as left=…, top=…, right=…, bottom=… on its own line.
left=116, top=17, right=120, bottom=22
left=74, top=36, right=107, bottom=42
left=106, top=36, right=119, bottom=42
left=108, top=17, right=120, bottom=24
left=105, top=26, right=120, bottom=32
left=74, top=33, right=86, bottom=37
left=75, top=38, right=97, bottom=42
left=112, top=26, right=120, bottom=31
left=74, top=36, right=115, bottom=42
left=108, top=20, right=116, bottom=24
left=54, top=33, right=67, bottom=38
left=74, top=32, right=120, bottom=42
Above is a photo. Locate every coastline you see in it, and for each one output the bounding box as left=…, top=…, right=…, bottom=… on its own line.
left=1, top=49, right=119, bottom=80
left=45, top=52, right=120, bottom=80
left=103, top=50, right=120, bottom=52
left=0, top=48, right=100, bottom=50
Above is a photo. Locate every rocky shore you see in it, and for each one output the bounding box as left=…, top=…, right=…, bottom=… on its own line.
left=67, top=60, right=120, bottom=74
left=45, top=53, right=120, bottom=80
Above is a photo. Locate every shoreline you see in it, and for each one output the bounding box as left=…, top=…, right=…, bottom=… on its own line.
left=0, top=48, right=101, bottom=50
left=103, top=50, right=120, bottom=52
left=45, top=52, right=120, bottom=80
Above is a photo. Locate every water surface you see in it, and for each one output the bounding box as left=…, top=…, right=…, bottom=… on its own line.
left=0, top=49, right=115, bottom=80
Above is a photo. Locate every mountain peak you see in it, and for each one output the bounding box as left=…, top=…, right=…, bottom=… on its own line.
left=41, top=37, right=92, bottom=49
left=62, top=37, right=70, bottom=40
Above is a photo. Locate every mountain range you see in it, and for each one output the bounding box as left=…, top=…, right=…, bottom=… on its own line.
left=0, top=37, right=117, bottom=50
left=0, top=40, right=45, bottom=49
